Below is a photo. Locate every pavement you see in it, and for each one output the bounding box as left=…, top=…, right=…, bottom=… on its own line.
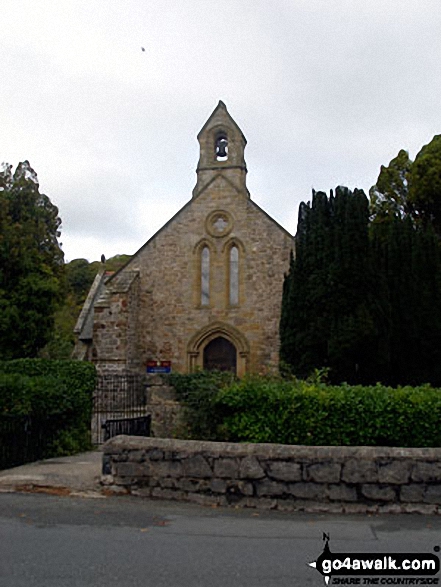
left=0, top=450, right=104, bottom=498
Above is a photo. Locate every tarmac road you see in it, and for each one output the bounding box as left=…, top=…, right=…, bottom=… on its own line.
left=0, top=491, right=440, bottom=587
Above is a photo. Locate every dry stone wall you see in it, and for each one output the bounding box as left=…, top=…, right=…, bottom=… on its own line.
left=102, top=437, right=441, bottom=514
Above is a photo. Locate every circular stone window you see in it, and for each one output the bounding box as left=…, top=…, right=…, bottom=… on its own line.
left=206, top=210, right=233, bottom=238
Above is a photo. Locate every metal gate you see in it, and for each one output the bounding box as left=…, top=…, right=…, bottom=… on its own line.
left=0, top=415, right=58, bottom=470
left=92, top=374, right=151, bottom=445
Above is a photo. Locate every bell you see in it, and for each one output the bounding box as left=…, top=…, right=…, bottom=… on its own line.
left=216, top=138, right=228, bottom=158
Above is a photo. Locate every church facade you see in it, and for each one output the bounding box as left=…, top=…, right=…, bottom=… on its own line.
left=74, top=102, right=294, bottom=376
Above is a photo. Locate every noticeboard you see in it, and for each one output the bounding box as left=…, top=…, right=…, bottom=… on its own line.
left=146, top=361, right=171, bottom=374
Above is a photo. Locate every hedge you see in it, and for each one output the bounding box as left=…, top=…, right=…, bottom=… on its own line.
left=0, top=359, right=96, bottom=458
left=169, top=370, right=235, bottom=440
left=170, top=372, right=441, bottom=447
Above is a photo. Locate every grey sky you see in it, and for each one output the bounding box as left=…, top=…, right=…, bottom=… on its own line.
left=2, top=0, right=440, bottom=261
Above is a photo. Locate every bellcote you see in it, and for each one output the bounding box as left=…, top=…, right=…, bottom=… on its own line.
left=193, top=101, right=249, bottom=199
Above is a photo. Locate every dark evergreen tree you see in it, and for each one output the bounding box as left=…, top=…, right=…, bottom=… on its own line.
left=283, top=134, right=441, bottom=386
left=371, top=217, right=441, bottom=386
left=280, top=187, right=382, bottom=384
left=326, top=187, right=385, bottom=383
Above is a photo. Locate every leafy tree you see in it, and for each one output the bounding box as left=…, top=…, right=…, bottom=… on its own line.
left=39, top=254, right=133, bottom=360
left=38, top=298, right=78, bottom=360
left=408, top=134, right=441, bottom=235
left=65, top=254, right=131, bottom=307
left=65, top=258, right=97, bottom=306
left=99, top=254, right=132, bottom=272
left=369, top=149, right=412, bottom=222
left=0, top=161, right=64, bottom=358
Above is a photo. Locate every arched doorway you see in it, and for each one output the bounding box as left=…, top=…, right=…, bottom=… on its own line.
left=187, top=321, right=249, bottom=376
left=203, top=336, right=237, bottom=372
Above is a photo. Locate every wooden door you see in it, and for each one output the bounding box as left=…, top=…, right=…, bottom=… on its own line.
left=203, top=337, right=237, bottom=373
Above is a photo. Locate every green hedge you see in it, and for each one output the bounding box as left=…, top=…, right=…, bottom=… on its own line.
left=170, top=372, right=441, bottom=447
left=169, top=370, right=235, bottom=440
left=0, top=359, right=96, bottom=457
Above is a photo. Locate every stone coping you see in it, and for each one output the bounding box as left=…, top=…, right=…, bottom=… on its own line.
left=102, top=437, right=441, bottom=514
left=103, top=436, right=441, bottom=460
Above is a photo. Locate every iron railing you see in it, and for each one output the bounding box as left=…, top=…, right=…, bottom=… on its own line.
left=92, top=374, right=151, bottom=445
left=102, top=415, right=151, bottom=442
left=0, top=415, right=58, bottom=470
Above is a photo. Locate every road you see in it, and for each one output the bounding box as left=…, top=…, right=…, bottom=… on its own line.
left=0, top=492, right=440, bottom=587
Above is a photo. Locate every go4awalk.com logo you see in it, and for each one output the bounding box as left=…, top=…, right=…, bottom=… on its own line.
left=308, top=534, right=440, bottom=585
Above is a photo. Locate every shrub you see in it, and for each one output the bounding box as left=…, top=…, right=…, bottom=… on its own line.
left=0, top=359, right=96, bottom=457
left=216, top=376, right=441, bottom=447
left=169, top=371, right=441, bottom=447
left=169, top=370, right=235, bottom=440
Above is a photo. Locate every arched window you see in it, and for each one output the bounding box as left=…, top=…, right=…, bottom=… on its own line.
left=229, top=245, right=239, bottom=305
left=201, top=246, right=210, bottom=306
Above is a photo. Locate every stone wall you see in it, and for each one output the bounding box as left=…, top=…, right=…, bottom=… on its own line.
left=92, top=272, right=140, bottom=374
left=102, top=437, right=441, bottom=514
left=145, top=375, right=183, bottom=438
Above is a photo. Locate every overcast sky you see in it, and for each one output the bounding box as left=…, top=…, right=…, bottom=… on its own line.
left=2, top=0, right=440, bottom=262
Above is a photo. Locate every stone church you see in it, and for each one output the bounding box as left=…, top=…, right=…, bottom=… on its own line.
left=74, top=101, right=294, bottom=376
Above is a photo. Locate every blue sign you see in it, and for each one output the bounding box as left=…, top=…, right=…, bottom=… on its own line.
left=146, top=361, right=171, bottom=374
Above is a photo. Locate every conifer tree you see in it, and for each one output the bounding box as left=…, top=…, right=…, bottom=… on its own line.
left=280, top=187, right=381, bottom=384
left=371, top=217, right=441, bottom=385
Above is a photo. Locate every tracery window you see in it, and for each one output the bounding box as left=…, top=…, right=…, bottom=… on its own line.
left=229, top=245, right=239, bottom=305
left=201, top=246, right=210, bottom=306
